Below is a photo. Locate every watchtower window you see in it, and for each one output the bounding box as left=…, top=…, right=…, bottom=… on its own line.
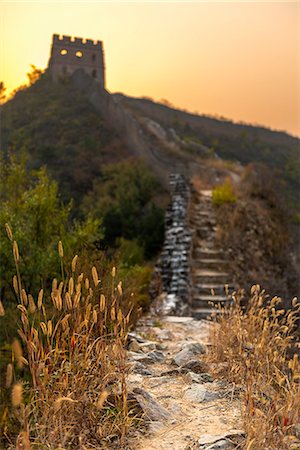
left=92, top=54, right=96, bottom=62
left=92, top=69, right=97, bottom=78
left=76, top=51, right=83, bottom=58
left=60, top=49, right=68, bottom=55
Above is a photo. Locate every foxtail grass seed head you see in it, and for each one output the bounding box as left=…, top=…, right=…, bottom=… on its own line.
left=13, top=241, right=19, bottom=262
left=6, top=363, right=13, bottom=388
left=110, top=306, right=116, bottom=321
left=93, top=309, right=98, bottom=324
left=12, top=383, right=23, bottom=407
left=92, top=266, right=99, bottom=286
left=28, top=294, right=36, bottom=313
left=77, top=273, right=84, bottom=283
left=40, top=322, right=47, bottom=336
left=5, top=223, right=13, bottom=241
left=112, top=266, right=116, bottom=278
left=96, top=390, right=109, bottom=410
left=73, top=292, right=81, bottom=308
left=71, top=254, right=78, bottom=272
left=117, top=309, right=123, bottom=324
left=16, top=431, right=30, bottom=450
left=12, top=338, right=23, bottom=360
left=52, top=278, right=57, bottom=292
left=47, top=320, right=53, bottom=337
left=38, top=289, right=43, bottom=310
left=117, top=281, right=123, bottom=296
left=100, top=294, right=106, bottom=312
left=65, top=292, right=72, bottom=310
left=58, top=240, right=64, bottom=258
left=85, top=278, right=89, bottom=290
left=13, top=275, right=19, bottom=294
left=58, top=281, right=63, bottom=295
left=0, top=300, right=5, bottom=316
left=68, top=277, right=74, bottom=296
left=21, top=289, right=28, bottom=306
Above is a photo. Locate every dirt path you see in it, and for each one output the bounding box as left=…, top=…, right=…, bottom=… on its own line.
left=128, top=315, right=244, bottom=450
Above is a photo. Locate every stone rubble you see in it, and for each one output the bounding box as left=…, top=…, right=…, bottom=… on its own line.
left=128, top=315, right=244, bottom=450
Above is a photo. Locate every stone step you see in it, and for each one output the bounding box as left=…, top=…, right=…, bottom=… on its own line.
left=195, top=248, right=223, bottom=259
left=193, top=283, right=234, bottom=296
left=200, top=190, right=213, bottom=197
left=193, top=294, right=231, bottom=303
left=192, top=308, right=222, bottom=320
left=195, top=258, right=228, bottom=270
left=193, top=269, right=230, bottom=284
left=192, top=295, right=232, bottom=308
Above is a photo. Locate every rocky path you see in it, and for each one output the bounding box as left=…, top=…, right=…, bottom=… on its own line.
left=128, top=315, right=244, bottom=450
left=190, top=190, right=234, bottom=319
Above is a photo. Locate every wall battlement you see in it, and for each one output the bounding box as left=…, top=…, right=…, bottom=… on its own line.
left=48, top=33, right=105, bottom=88
left=53, top=34, right=102, bottom=48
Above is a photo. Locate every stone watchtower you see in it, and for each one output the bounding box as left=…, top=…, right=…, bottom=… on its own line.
left=48, top=34, right=105, bottom=88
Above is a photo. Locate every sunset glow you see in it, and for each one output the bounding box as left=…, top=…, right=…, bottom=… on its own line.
left=1, top=1, right=299, bottom=136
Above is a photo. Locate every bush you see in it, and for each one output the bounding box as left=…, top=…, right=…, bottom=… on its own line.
left=212, top=180, right=237, bottom=206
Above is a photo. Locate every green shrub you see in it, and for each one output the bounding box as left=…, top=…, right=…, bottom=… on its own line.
left=212, top=180, right=237, bottom=206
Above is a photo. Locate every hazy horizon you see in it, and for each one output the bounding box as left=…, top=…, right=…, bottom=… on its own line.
left=1, top=1, right=299, bottom=137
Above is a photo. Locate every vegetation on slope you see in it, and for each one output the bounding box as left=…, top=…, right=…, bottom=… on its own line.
left=117, top=94, right=300, bottom=215
left=1, top=72, right=131, bottom=205
left=212, top=167, right=299, bottom=300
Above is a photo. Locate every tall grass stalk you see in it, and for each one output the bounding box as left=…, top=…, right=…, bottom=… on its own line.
left=5, top=234, right=135, bottom=449
left=209, top=286, right=300, bottom=449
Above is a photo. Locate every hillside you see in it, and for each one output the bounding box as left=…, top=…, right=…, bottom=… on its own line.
left=115, top=93, right=300, bottom=214
left=1, top=74, right=131, bottom=205
left=1, top=71, right=300, bottom=450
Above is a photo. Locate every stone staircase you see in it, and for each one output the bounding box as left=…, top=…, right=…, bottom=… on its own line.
left=190, top=190, right=234, bottom=319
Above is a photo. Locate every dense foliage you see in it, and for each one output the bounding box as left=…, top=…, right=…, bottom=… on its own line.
left=1, top=73, right=130, bottom=204
left=0, top=157, right=100, bottom=302
left=82, top=160, right=165, bottom=258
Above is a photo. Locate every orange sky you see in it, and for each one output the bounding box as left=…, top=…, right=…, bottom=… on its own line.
left=1, top=1, right=299, bottom=137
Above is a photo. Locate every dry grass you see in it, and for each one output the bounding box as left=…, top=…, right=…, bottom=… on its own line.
left=208, top=286, right=300, bottom=450
left=4, top=232, right=138, bottom=449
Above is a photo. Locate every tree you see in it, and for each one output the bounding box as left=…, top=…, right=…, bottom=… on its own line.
left=0, top=82, right=6, bottom=104
left=27, top=64, right=44, bottom=85
left=81, top=159, right=165, bottom=258
left=0, top=156, right=101, bottom=301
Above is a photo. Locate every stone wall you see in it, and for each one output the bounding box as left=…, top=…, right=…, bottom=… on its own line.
left=151, top=174, right=192, bottom=315
left=70, top=70, right=200, bottom=189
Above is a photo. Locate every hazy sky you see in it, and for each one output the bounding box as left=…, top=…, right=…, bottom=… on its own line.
left=1, top=1, right=299, bottom=136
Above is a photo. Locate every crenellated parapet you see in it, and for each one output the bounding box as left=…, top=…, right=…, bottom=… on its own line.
left=52, top=34, right=102, bottom=48
left=48, top=34, right=105, bottom=88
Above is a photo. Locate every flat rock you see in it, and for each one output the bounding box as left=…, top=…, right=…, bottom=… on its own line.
left=199, top=439, right=234, bottom=450
left=181, top=359, right=208, bottom=374
left=183, top=385, right=220, bottom=403
left=132, top=387, right=171, bottom=421
left=172, top=342, right=206, bottom=366
left=132, top=361, right=153, bottom=376
left=186, top=372, right=213, bottom=383
left=164, top=316, right=195, bottom=323
left=198, top=431, right=245, bottom=449
left=147, top=350, right=165, bottom=363
left=129, top=339, right=143, bottom=353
